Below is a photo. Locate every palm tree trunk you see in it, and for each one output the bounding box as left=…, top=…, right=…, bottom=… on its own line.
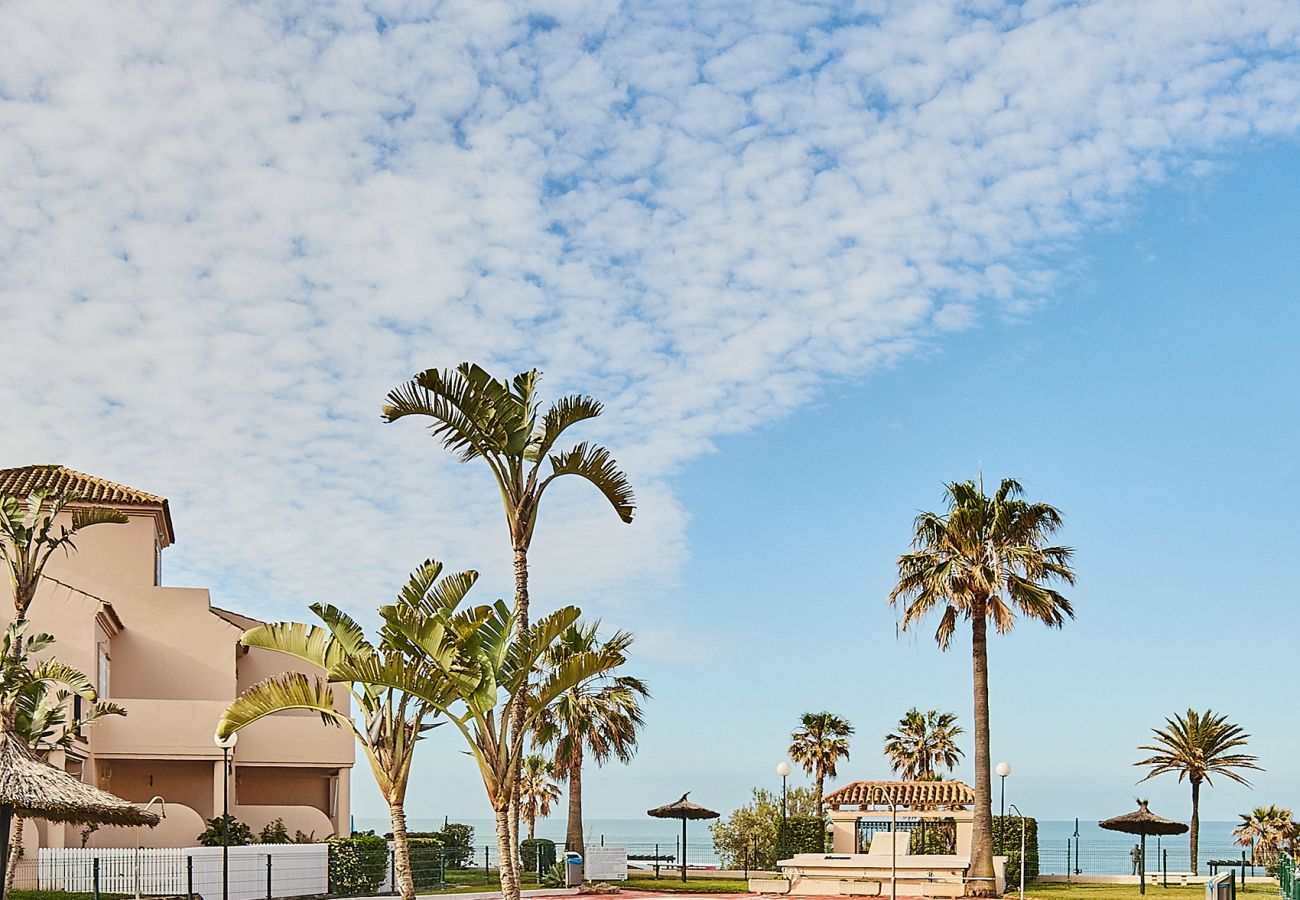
left=565, top=756, right=584, bottom=855
left=1190, top=780, right=1200, bottom=875
left=389, top=801, right=415, bottom=900
left=815, top=766, right=825, bottom=822
left=3, top=815, right=24, bottom=895
left=967, top=608, right=996, bottom=897
left=527, top=813, right=536, bottom=842
left=508, top=544, right=530, bottom=872
left=495, top=804, right=521, bottom=900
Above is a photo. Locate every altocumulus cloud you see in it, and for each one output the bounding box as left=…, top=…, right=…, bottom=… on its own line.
left=1, top=0, right=1299, bottom=649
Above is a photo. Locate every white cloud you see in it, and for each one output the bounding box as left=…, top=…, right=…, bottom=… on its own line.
left=1, top=0, right=1299, bottom=648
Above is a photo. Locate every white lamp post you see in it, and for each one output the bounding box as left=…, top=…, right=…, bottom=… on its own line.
left=214, top=733, right=238, bottom=900
left=135, top=797, right=166, bottom=900
left=995, top=762, right=1012, bottom=823
left=1008, top=804, right=1026, bottom=900
left=776, top=762, right=792, bottom=862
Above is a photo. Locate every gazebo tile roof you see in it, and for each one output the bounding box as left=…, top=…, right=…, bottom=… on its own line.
left=823, top=780, right=975, bottom=809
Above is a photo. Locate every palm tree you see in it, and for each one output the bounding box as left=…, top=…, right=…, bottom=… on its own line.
left=534, top=622, right=648, bottom=854
left=788, top=712, right=854, bottom=817
left=1136, top=709, right=1261, bottom=874
left=884, top=709, right=964, bottom=781
left=217, top=560, right=480, bottom=900
left=889, top=476, right=1075, bottom=897
left=349, top=598, right=630, bottom=900
left=1233, top=805, right=1296, bottom=867
left=1, top=621, right=124, bottom=892
left=519, top=755, right=561, bottom=841
left=0, top=487, right=126, bottom=624
left=382, top=363, right=635, bottom=854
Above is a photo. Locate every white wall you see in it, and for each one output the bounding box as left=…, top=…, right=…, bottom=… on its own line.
left=38, top=844, right=328, bottom=900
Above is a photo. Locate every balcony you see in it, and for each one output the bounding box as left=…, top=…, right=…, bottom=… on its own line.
left=93, top=698, right=353, bottom=766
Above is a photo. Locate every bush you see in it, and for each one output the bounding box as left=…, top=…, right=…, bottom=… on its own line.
left=197, top=813, right=253, bottom=847
left=711, top=786, right=824, bottom=869
left=910, top=819, right=958, bottom=855
left=541, top=861, right=566, bottom=888
left=993, top=816, right=1039, bottom=882
left=259, top=818, right=291, bottom=844
left=328, top=833, right=390, bottom=896
left=403, top=823, right=475, bottom=869
left=786, top=816, right=827, bottom=854
left=521, top=839, right=557, bottom=876
left=408, top=836, right=447, bottom=888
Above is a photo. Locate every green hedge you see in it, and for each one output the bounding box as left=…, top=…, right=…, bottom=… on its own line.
left=404, top=824, right=476, bottom=869
left=521, top=839, right=557, bottom=876
left=328, top=834, right=389, bottom=896
left=408, top=836, right=447, bottom=888
left=993, top=816, right=1039, bottom=882
left=786, top=816, right=827, bottom=854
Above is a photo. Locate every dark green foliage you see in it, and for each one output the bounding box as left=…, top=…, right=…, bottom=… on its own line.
left=196, top=813, right=253, bottom=847
left=408, top=836, right=447, bottom=888
left=541, top=862, right=566, bottom=888
left=786, top=816, right=827, bottom=854
left=401, top=824, right=476, bottom=869
left=328, top=833, right=390, bottom=896
left=258, top=818, right=291, bottom=844
left=910, top=819, right=958, bottom=855
left=993, top=816, right=1039, bottom=882
left=521, top=839, right=557, bottom=875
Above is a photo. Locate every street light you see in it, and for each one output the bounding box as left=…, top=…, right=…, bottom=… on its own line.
left=135, top=797, right=166, bottom=900
left=776, top=762, right=791, bottom=862
left=995, top=762, right=1012, bottom=823
left=214, top=732, right=238, bottom=900
left=1008, top=804, right=1026, bottom=900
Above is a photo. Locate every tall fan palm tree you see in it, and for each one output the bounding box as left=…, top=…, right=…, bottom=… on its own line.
left=884, top=709, right=964, bottom=781
left=1136, top=709, right=1261, bottom=874
left=348, top=598, right=629, bottom=900
left=889, top=476, right=1075, bottom=897
left=534, top=622, right=648, bottom=854
left=1, top=488, right=126, bottom=623
left=788, top=712, right=854, bottom=817
left=519, top=755, right=561, bottom=841
left=382, top=363, right=635, bottom=854
left=216, top=560, right=480, bottom=900
left=1, top=621, right=124, bottom=892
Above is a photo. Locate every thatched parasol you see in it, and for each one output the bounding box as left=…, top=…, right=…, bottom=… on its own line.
left=648, top=792, right=719, bottom=882
left=1099, top=800, right=1187, bottom=895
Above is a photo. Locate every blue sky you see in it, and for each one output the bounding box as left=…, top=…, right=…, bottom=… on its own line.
left=1, top=0, right=1299, bottom=830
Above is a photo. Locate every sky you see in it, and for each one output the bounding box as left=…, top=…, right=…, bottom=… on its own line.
left=1, top=0, right=1299, bottom=829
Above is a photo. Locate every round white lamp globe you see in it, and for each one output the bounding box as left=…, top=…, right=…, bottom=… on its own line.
left=776, top=762, right=792, bottom=777
left=214, top=732, right=239, bottom=750
left=995, top=761, right=1012, bottom=778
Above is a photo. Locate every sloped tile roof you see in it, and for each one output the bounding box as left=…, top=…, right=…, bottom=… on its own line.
left=0, top=465, right=174, bottom=545
left=823, top=780, right=975, bottom=809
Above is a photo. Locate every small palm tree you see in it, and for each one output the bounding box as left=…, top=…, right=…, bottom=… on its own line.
left=788, top=712, right=854, bottom=817
left=217, top=560, right=479, bottom=900
left=383, top=363, right=635, bottom=856
left=884, top=709, right=964, bottom=781
left=0, top=487, right=126, bottom=622
left=1136, top=709, right=1261, bottom=874
left=1233, top=805, right=1297, bottom=867
left=534, top=622, right=648, bottom=853
left=1, top=620, right=124, bottom=891
left=519, top=755, right=561, bottom=841
left=889, top=476, right=1075, bottom=897
left=349, top=599, right=631, bottom=900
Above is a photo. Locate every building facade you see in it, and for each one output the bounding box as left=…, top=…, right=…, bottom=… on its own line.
left=0, top=465, right=354, bottom=850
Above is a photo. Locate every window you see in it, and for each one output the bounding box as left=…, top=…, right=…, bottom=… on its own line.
left=97, top=644, right=110, bottom=700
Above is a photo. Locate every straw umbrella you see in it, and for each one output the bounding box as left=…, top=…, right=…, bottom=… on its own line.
left=1099, top=799, right=1187, bottom=895
left=648, top=793, right=719, bottom=882
left=0, top=732, right=159, bottom=900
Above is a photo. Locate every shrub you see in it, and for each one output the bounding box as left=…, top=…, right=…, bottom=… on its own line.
left=408, top=836, right=447, bottom=888
left=197, top=813, right=254, bottom=847
left=711, top=786, right=823, bottom=869
left=328, top=833, right=390, bottom=896
left=993, top=816, right=1039, bottom=882
left=259, top=819, right=291, bottom=844
left=541, top=861, right=566, bottom=888
left=786, top=816, right=827, bottom=854
left=521, top=839, right=557, bottom=876
left=439, top=823, right=476, bottom=869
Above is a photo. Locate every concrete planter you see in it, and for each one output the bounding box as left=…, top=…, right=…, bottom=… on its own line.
left=750, top=878, right=791, bottom=894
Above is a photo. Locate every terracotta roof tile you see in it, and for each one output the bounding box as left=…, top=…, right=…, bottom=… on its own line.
left=0, top=464, right=174, bottom=545
left=824, top=780, right=975, bottom=809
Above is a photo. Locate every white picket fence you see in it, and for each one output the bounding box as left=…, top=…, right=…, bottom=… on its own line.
left=38, top=844, right=329, bottom=900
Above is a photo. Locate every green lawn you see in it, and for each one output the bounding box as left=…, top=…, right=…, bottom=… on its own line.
left=617, top=876, right=751, bottom=893
left=1018, top=883, right=1272, bottom=900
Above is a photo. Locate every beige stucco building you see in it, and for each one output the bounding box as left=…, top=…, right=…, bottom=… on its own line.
left=0, top=465, right=354, bottom=850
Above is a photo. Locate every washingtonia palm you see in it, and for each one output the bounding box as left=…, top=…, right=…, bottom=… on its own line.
left=884, top=708, right=964, bottom=781
left=382, top=363, right=635, bottom=855
left=534, top=622, right=648, bottom=854
left=1136, top=709, right=1261, bottom=874
left=343, top=599, right=628, bottom=900
left=216, top=560, right=480, bottom=900
left=1233, top=805, right=1296, bottom=865
left=788, top=712, right=853, bottom=818
left=889, top=477, right=1075, bottom=897
left=519, top=755, right=561, bottom=841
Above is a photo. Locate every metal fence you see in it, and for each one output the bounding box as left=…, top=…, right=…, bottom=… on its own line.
left=1280, top=853, right=1297, bottom=900
left=1040, top=839, right=1267, bottom=877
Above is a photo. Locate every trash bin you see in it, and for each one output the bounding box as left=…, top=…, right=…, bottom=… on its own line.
left=564, top=852, right=584, bottom=887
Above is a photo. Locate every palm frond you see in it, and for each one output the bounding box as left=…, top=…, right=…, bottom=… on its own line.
left=544, top=443, right=635, bottom=523
left=218, top=672, right=348, bottom=736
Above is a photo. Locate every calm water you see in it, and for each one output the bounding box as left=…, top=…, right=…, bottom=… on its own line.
left=354, top=817, right=1250, bottom=874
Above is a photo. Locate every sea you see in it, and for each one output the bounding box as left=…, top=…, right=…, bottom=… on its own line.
left=352, top=817, right=1252, bottom=875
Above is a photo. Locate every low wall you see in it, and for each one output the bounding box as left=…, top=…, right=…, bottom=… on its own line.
left=38, top=843, right=328, bottom=900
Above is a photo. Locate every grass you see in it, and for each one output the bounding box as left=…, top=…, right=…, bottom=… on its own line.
left=12, top=894, right=128, bottom=900
left=1019, top=883, right=1272, bottom=900
left=618, top=876, right=751, bottom=893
